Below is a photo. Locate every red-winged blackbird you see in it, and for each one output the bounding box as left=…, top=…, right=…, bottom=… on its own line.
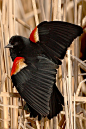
left=5, top=21, right=83, bottom=120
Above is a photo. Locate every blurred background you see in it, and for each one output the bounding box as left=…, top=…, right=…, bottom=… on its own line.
left=0, top=0, right=86, bottom=129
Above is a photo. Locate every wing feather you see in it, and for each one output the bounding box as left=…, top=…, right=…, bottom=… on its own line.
left=36, top=21, right=83, bottom=63
left=11, top=56, right=57, bottom=116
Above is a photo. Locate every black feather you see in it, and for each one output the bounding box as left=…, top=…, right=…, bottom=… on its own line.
left=6, top=21, right=83, bottom=120
left=11, top=56, right=60, bottom=117
left=38, top=21, right=83, bottom=61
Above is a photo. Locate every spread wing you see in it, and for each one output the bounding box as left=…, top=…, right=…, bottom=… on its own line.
left=11, top=56, right=58, bottom=116
left=30, top=21, right=83, bottom=64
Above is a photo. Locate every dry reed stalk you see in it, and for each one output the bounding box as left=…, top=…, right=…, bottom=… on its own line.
left=68, top=50, right=73, bottom=129
left=79, top=63, right=86, bottom=72
left=56, top=117, right=59, bottom=129
left=1, top=1, right=9, bottom=128
left=24, top=111, right=27, bottom=129
left=44, top=118, right=50, bottom=129
left=72, top=96, right=86, bottom=102
left=32, top=0, right=39, bottom=25
left=0, top=92, right=20, bottom=98
left=25, top=9, right=41, bottom=21
left=12, top=1, right=18, bottom=128
left=76, top=79, right=86, bottom=96
left=79, top=113, right=84, bottom=129
left=0, top=104, right=18, bottom=109
left=61, top=110, right=86, bottom=121
left=14, top=0, right=19, bottom=34
left=53, top=0, right=58, bottom=20
left=13, top=0, right=16, bottom=34
left=8, top=0, right=14, bottom=128
left=74, top=93, right=76, bottom=129
left=76, top=118, right=82, bottom=129
left=17, top=0, right=30, bottom=36
left=13, top=88, right=18, bottom=128
left=63, top=0, right=67, bottom=21
left=41, top=118, right=44, bottom=129
left=61, top=1, right=70, bottom=129
left=77, top=7, right=86, bottom=128
left=78, top=5, right=82, bottom=26
left=44, top=0, right=50, bottom=21
left=17, top=0, right=26, bottom=21
left=66, top=54, right=86, bottom=67
left=78, top=73, right=86, bottom=76
left=2, top=0, right=5, bottom=24
left=39, top=0, right=46, bottom=21
left=53, top=116, right=58, bottom=129
left=57, top=0, right=61, bottom=21
left=8, top=0, right=13, bottom=37
left=62, top=59, right=70, bottom=129
left=35, top=117, right=40, bottom=129
left=12, top=15, right=31, bottom=30
left=77, top=9, right=83, bottom=128
left=18, top=114, right=22, bottom=129
left=58, top=115, right=66, bottom=129
left=26, top=124, right=35, bottom=129
left=74, top=0, right=78, bottom=92
left=50, top=0, right=52, bottom=20
left=62, top=0, right=82, bottom=23
left=4, top=16, right=10, bottom=93
left=49, top=118, right=53, bottom=129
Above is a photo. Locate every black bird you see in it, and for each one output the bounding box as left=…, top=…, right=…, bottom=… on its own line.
left=5, top=21, right=83, bottom=120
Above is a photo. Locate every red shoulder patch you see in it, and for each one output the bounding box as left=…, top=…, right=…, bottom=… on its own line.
left=30, top=26, right=39, bottom=43
left=11, top=57, right=27, bottom=76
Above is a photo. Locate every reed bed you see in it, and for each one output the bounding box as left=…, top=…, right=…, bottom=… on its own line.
left=0, top=0, right=86, bottom=129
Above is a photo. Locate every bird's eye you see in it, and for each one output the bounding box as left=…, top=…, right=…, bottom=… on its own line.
left=14, top=42, right=18, bottom=46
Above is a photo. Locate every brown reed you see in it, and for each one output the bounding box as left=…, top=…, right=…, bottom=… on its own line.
left=0, top=0, right=86, bottom=129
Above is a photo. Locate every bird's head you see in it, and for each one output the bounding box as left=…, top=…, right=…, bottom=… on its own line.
left=5, top=35, right=28, bottom=61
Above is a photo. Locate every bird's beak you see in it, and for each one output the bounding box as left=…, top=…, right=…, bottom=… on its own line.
left=4, top=43, right=13, bottom=48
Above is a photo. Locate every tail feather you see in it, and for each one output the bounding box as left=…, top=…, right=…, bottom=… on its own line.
left=48, top=84, right=64, bottom=119
left=24, top=103, right=42, bottom=121
left=24, top=83, right=64, bottom=120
